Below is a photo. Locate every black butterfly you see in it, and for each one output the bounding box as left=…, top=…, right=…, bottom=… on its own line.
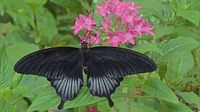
left=14, top=41, right=156, bottom=110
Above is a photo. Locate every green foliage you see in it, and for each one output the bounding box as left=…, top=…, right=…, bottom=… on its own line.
left=0, top=41, right=14, bottom=91
left=0, top=0, right=200, bottom=112
left=176, top=91, right=200, bottom=109
left=142, top=78, right=179, bottom=104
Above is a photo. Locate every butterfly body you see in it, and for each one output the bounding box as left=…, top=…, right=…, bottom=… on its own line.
left=14, top=43, right=156, bottom=110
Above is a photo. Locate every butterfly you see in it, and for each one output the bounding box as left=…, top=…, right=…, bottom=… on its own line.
left=14, top=41, right=157, bottom=110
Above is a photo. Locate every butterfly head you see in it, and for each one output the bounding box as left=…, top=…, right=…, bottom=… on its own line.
left=81, top=41, right=89, bottom=49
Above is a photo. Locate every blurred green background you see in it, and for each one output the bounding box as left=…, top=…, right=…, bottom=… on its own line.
left=0, top=0, right=200, bottom=112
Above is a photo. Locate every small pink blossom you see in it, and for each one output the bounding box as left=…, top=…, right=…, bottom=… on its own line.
left=115, top=1, right=134, bottom=17
left=81, top=13, right=96, bottom=30
left=143, top=19, right=155, bottom=36
left=97, top=0, right=120, bottom=19
left=126, top=1, right=142, bottom=11
left=72, top=13, right=96, bottom=35
left=132, top=19, right=155, bottom=36
left=72, top=18, right=84, bottom=35
left=105, top=30, right=123, bottom=47
left=121, top=28, right=136, bottom=45
left=100, top=21, right=111, bottom=30
left=133, top=19, right=144, bottom=36
left=121, top=13, right=137, bottom=25
left=96, top=2, right=109, bottom=18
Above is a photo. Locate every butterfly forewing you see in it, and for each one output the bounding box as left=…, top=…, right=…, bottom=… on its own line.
left=85, top=46, right=156, bottom=78
left=48, top=75, right=83, bottom=109
left=14, top=47, right=81, bottom=79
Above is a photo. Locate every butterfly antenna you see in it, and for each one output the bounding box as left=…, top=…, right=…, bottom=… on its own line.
left=84, top=10, right=104, bottom=48
left=88, top=26, right=105, bottom=48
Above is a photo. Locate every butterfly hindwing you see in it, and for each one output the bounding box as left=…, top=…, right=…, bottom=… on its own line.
left=14, top=47, right=81, bottom=79
left=48, top=75, right=83, bottom=109
left=87, top=76, right=123, bottom=107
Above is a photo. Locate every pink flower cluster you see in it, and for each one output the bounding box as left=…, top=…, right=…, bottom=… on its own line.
left=72, top=0, right=155, bottom=47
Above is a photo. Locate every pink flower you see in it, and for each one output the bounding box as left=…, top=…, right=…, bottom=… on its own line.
left=121, top=28, right=136, bottom=45
left=72, top=18, right=84, bottom=35
left=105, top=30, right=123, bottom=47
left=133, top=19, right=144, bottom=36
left=126, top=1, right=142, bottom=12
left=121, top=13, right=137, bottom=25
left=115, top=2, right=132, bottom=17
left=80, top=32, right=101, bottom=44
left=97, top=0, right=120, bottom=19
left=90, top=35, right=101, bottom=44
left=132, top=19, right=155, bottom=36
left=72, top=13, right=96, bottom=35
left=96, top=2, right=110, bottom=18
left=100, top=20, right=111, bottom=30
left=143, top=19, right=155, bottom=36
left=81, top=13, right=96, bottom=30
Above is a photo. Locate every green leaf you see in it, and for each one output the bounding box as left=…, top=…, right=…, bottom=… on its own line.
left=13, top=84, right=35, bottom=99
left=4, top=91, right=29, bottom=112
left=176, top=91, right=200, bottom=109
left=188, top=0, right=200, bottom=9
left=2, top=0, right=34, bottom=27
left=128, top=98, right=158, bottom=112
left=142, top=78, right=179, bottom=104
left=154, top=26, right=174, bottom=38
left=0, top=95, right=17, bottom=112
left=178, top=10, right=200, bottom=26
left=175, top=103, right=193, bottom=112
left=0, top=41, right=14, bottom=92
left=27, top=86, right=60, bottom=111
left=5, top=31, right=38, bottom=65
left=174, top=26, right=199, bottom=42
left=27, top=87, right=104, bottom=111
left=165, top=52, right=194, bottom=81
left=160, top=101, right=193, bottom=112
left=14, top=75, right=49, bottom=98
left=158, top=37, right=199, bottom=81
left=134, top=42, right=163, bottom=55
left=25, top=0, right=47, bottom=10
left=35, top=7, right=57, bottom=45
left=50, top=0, right=84, bottom=13
left=50, top=0, right=75, bottom=8
left=135, top=0, right=163, bottom=19
left=98, top=97, right=159, bottom=112
left=159, top=36, right=200, bottom=63
left=64, top=88, right=103, bottom=109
